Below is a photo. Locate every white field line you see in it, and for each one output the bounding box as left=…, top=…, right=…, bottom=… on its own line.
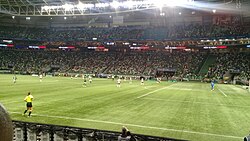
left=217, top=87, right=227, bottom=97
left=137, top=86, right=171, bottom=99
left=10, top=111, right=242, bottom=139
left=142, top=97, right=250, bottom=108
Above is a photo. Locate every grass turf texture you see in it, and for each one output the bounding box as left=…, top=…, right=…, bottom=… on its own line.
left=0, top=74, right=249, bottom=141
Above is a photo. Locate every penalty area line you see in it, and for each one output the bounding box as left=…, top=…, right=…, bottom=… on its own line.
left=137, top=85, right=172, bottom=99
left=10, top=112, right=241, bottom=139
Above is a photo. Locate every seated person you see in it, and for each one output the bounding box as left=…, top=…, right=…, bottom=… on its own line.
left=118, top=126, right=131, bottom=141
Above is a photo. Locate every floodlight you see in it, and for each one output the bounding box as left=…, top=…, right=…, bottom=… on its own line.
left=160, top=12, right=165, bottom=16
left=212, top=9, right=216, bottom=13
left=26, top=17, right=30, bottom=20
left=95, top=3, right=109, bottom=8
left=178, top=12, right=182, bottom=15
left=12, top=16, right=15, bottom=19
left=64, top=17, right=67, bottom=20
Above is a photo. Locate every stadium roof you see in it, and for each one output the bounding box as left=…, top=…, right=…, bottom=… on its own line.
left=0, top=0, right=249, bottom=16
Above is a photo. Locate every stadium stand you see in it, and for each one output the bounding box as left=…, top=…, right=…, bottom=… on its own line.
left=206, top=52, right=250, bottom=79
left=0, top=49, right=206, bottom=77
left=0, top=24, right=249, bottom=41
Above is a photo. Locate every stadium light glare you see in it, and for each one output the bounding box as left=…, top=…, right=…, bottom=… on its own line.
left=62, top=4, right=74, bottom=11
left=42, top=6, right=50, bottom=11
left=39, top=0, right=194, bottom=15
left=111, top=1, right=120, bottom=9
left=123, top=1, right=136, bottom=9
left=95, top=3, right=109, bottom=8
left=77, top=2, right=94, bottom=9
left=149, top=0, right=191, bottom=8
left=64, top=17, right=67, bottom=20
left=212, top=9, right=216, bottom=13
left=12, top=16, right=15, bottom=19
left=160, top=12, right=165, bottom=16
left=153, top=0, right=164, bottom=9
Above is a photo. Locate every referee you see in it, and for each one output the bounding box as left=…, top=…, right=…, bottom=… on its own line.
left=23, top=92, right=34, bottom=117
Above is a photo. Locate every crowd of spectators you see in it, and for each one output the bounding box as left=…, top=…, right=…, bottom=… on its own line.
left=105, top=51, right=205, bottom=76
left=0, top=23, right=249, bottom=80
left=206, top=52, right=250, bottom=79
left=0, top=24, right=249, bottom=42
left=1, top=49, right=249, bottom=80
left=0, top=49, right=205, bottom=77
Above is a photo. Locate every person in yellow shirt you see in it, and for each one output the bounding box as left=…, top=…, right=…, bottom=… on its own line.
left=23, top=92, right=34, bottom=117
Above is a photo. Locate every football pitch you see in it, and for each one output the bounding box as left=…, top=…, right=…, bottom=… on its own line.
left=0, top=74, right=250, bottom=141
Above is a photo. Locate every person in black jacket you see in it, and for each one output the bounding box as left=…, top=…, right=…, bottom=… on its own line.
left=118, top=126, right=130, bottom=141
left=0, top=103, right=13, bottom=141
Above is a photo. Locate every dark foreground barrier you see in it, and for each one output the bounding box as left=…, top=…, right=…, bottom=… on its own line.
left=12, top=120, right=187, bottom=141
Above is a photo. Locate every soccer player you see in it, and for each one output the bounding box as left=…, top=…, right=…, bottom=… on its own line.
left=211, top=80, right=215, bottom=91
left=83, top=78, right=87, bottom=87
left=141, top=78, right=144, bottom=85
left=129, top=77, right=132, bottom=84
left=23, top=92, right=34, bottom=117
left=157, top=77, right=161, bottom=83
left=88, top=75, right=92, bottom=84
left=13, top=75, right=17, bottom=84
left=117, top=78, right=121, bottom=87
left=39, top=74, right=43, bottom=82
left=124, top=76, right=127, bottom=82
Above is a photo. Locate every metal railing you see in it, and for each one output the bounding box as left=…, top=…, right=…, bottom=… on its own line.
left=12, top=120, right=187, bottom=141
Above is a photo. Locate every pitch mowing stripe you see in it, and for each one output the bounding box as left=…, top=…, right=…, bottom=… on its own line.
left=10, top=112, right=241, bottom=139
left=1, top=101, right=20, bottom=104
left=217, top=87, right=227, bottom=97
left=137, top=85, right=172, bottom=99
left=142, top=97, right=250, bottom=108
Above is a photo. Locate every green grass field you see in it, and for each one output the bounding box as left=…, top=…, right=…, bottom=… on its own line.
left=0, top=74, right=250, bottom=141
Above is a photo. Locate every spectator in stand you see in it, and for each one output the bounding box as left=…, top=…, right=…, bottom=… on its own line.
left=118, top=126, right=130, bottom=141
left=126, top=131, right=136, bottom=141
